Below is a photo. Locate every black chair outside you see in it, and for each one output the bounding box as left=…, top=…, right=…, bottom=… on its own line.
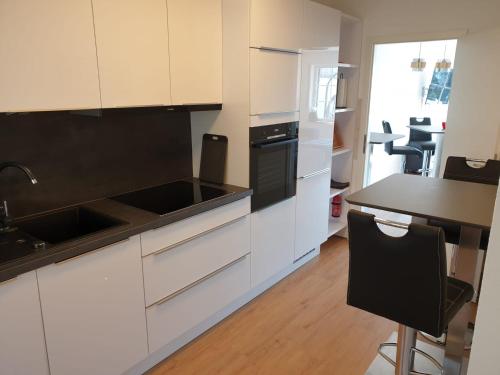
left=347, top=210, right=473, bottom=375
left=406, top=117, right=436, bottom=175
left=429, top=157, right=500, bottom=251
left=408, top=117, right=436, bottom=153
left=382, top=121, right=423, bottom=174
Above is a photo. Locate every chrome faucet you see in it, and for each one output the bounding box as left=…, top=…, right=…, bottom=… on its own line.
left=0, top=162, right=38, bottom=233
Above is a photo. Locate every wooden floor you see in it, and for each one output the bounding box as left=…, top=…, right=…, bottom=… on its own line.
left=147, top=236, right=396, bottom=375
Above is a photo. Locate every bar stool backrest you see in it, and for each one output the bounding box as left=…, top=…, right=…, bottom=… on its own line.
left=347, top=210, right=447, bottom=337
left=382, top=121, right=394, bottom=155
left=409, top=117, right=432, bottom=142
left=443, top=157, right=500, bottom=186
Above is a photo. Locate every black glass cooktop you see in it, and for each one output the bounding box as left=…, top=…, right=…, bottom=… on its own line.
left=111, top=180, right=232, bottom=215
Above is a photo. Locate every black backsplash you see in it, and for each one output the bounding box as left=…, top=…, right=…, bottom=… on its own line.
left=0, top=108, right=193, bottom=218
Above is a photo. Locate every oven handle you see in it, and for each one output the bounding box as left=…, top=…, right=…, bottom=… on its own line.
left=252, top=138, right=298, bottom=149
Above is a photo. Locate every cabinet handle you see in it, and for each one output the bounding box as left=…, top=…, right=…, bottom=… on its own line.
left=252, top=46, right=301, bottom=55
left=0, top=276, right=18, bottom=286
left=55, top=237, right=131, bottom=265
left=150, top=216, right=247, bottom=257
left=151, top=253, right=250, bottom=308
left=299, top=168, right=330, bottom=180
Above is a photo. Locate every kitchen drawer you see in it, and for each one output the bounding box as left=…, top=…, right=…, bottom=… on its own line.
left=143, top=215, right=250, bottom=306
left=146, top=254, right=250, bottom=353
left=250, top=48, right=300, bottom=116
left=141, top=197, right=250, bottom=257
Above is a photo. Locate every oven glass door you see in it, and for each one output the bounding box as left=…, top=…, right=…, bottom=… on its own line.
left=250, top=139, right=297, bottom=211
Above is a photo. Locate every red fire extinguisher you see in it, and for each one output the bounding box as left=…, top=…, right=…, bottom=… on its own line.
left=331, top=195, right=342, bottom=218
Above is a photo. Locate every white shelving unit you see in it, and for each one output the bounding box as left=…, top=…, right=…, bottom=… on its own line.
left=328, top=217, right=347, bottom=237
left=330, top=187, right=349, bottom=198
left=335, top=107, right=355, bottom=113
left=332, top=147, right=352, bottom=157
left=328, top=12, right=362, bottom=239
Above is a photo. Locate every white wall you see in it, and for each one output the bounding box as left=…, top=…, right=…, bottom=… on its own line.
left=440, top=27, right=500, bottom=170
left=190, top=0, right=250, bottom=188
left=468, top=183, right=500, bottom=374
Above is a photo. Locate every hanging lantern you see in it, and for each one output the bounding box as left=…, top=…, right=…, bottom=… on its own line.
left=435, top=42, right=451, bottom=71
left=411, top=43, right=426, bottom=72
left=435, top=58, right=452, bottom=71
left=411, top=58, right=427, bottom=71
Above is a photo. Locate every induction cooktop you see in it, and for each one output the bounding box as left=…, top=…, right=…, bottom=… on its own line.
left=110, top=180, right=232, bottom=215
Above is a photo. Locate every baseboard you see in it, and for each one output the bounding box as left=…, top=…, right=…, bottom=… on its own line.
left=124, top=247, right=320, bottom=375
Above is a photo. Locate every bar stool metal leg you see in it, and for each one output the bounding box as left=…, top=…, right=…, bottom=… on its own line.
left=396, top=325, right=417, bottom=375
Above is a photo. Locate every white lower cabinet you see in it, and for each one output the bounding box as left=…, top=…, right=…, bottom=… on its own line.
left=295, top=170, right=330, bottom=260
left=0, top=271, right=49, bottom=375
left=143, top=215, right=250, bottom=306
left=251, top=197, right=296, bottom=287
left=37, top=236, right=148, bottom=375
left=146, top=254, right=251, bottom=353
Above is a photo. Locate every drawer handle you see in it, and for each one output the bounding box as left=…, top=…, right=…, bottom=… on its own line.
left=151, top=253, right=250, bottom=308
left=299, top=168, right=330, bottom=180
left=150, top=216, right=247, bottom=257
left=55, top=237, right=131, bottom=265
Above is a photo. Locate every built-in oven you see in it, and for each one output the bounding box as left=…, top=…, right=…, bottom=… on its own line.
left=250, top=122, right=298, bottom=212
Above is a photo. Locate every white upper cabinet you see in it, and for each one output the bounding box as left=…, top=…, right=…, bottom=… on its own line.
left=0, top=272, right=50, bottom=375
left=37, top=236, right=148, bottom=375
left=250, top=48, right=300, bottom=115
left=302, top=1, right=341, bottom=49
left=92, top=0, right=172, bottom=108
left=250, top=0, right=303, bottom=51
left=167, top=0, right=222, bottom=105
left=0, top=0, right=101, bottom=112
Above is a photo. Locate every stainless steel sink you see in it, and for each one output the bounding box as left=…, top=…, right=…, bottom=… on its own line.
left=15, top=206, right=126, bottom=245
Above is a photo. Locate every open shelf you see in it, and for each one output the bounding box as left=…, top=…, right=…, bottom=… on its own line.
left=335, top=107, right=355, bottom=114
left=332, top=147, right=352, bottom=157
left=328, top=218, right=347, bottom=237
left=338, top=63, right=358, bottom=68
left=329, top=187, right=349, bottom=199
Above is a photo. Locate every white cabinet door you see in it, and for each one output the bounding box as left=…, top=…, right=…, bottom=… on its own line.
left=0, top=272, right=49, bottom=375
left=302, top=1, right=341, bottom=49
left=251, top=197, right=296, bottom=287
left=250, top=0, right=303, bottom=51
left=92, top=0, right=171, bottom=107
left=37, top=236, right=148, bottom=375
left=250, top=48, right=300, bottom=115
left=0, top=0, right=100, bottom=112
left=147, top=254, right=250, bottom=353
left=295, top=169, right=330, bottom=260
left=167, top=0, right=222, bottom=105
left=297, top=50, right=338, bottom=177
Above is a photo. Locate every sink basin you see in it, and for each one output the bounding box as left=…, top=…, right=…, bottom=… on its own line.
left=15, top=207, right=126, bottom=245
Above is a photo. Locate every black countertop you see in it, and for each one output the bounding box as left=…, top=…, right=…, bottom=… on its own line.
left=0, top=178, right=252, bottom=283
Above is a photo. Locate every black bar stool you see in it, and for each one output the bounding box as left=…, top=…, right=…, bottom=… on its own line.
left=347, top=210, right=473, bottom=375
left=407, top=117, right=436, bottom=176
left=382, top=121, right=423, bottom=174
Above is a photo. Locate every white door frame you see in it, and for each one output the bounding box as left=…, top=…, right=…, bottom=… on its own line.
left=352, top=29, right=468, bottom=190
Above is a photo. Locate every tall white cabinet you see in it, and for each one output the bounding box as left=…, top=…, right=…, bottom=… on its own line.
left=167, top=0, right=222, bottom=105
left=0, top=272, right=50, bottom=375
left=92, top=0, right=172, bottom=108
left=0, top=0, right=101, bottom=112
left=37, top=236, right=148, bottom=375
